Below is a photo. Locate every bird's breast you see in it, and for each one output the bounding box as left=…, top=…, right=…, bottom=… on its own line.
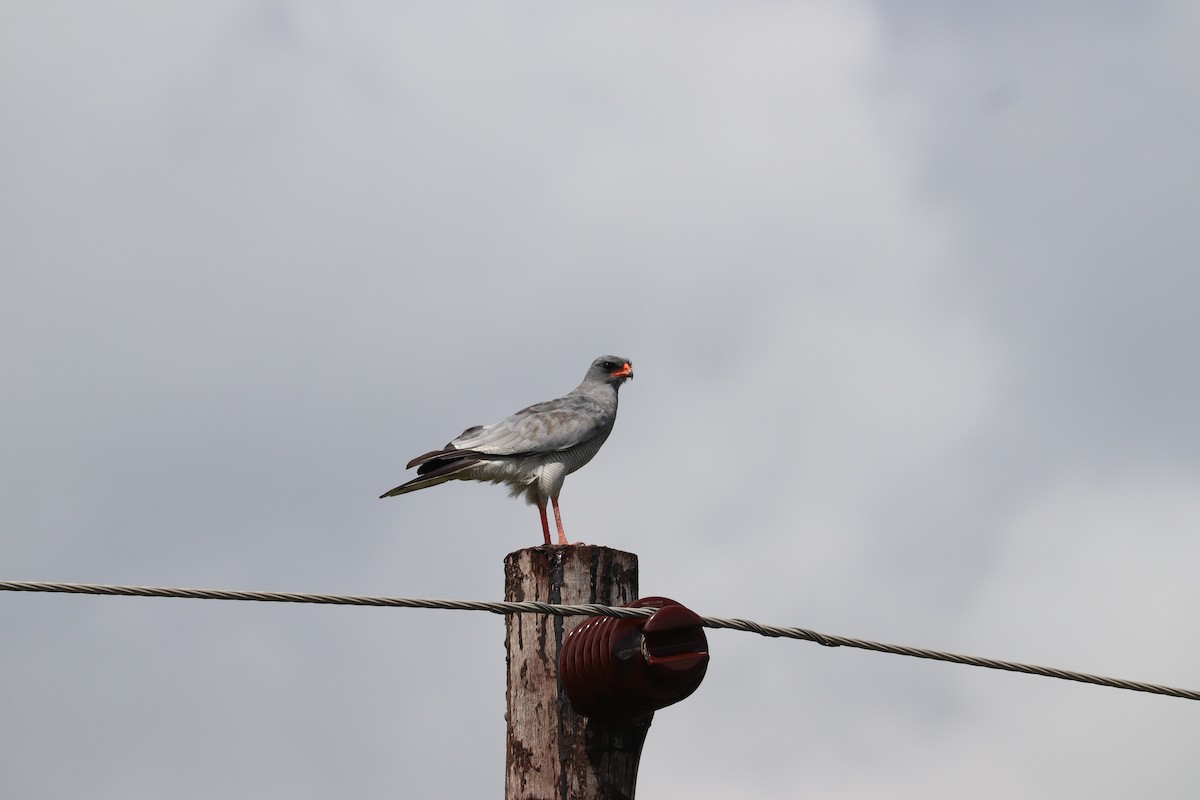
left=559, top=426, right=613, bottom=475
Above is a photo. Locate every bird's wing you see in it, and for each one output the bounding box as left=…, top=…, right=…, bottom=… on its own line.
left=449, top=394, right=612, bottom=456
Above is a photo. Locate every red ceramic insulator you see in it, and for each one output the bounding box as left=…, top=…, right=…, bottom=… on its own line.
left=559, top=596, right=710, bottom=722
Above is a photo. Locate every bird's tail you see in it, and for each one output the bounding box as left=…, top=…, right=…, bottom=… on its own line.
left=379, top=453, right=483, bottom=499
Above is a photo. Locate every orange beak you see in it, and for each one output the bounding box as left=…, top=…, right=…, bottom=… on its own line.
left=611, top=361, right=633, bottom=380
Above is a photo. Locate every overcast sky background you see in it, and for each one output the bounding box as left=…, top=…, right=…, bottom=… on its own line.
left=3, top=2, right=1198, bottom=797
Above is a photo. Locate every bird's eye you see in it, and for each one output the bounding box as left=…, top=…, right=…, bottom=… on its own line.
left=602, top=361, right=615, bottom=370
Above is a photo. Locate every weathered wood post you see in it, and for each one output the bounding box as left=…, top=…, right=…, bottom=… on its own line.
left=504, top=545, right=649, bottom=800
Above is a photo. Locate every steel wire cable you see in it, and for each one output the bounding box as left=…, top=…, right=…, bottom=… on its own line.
left=2, top=580, right=1196, bottom=701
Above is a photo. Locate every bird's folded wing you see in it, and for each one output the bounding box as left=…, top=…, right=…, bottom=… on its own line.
left=449, top=395, right=611, bottom=456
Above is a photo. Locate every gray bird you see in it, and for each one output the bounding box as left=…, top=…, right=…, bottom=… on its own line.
left=380, top=355, right=634, bottom=545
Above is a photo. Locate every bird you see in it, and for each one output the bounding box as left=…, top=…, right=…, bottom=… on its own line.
left=380, top=355, right=634, bottom=545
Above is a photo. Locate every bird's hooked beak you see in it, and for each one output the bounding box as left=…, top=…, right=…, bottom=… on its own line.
left=610, top=361, right=634, bottom=380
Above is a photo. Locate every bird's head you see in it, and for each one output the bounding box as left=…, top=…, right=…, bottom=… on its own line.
left=590, top=355, right=634, bottom=386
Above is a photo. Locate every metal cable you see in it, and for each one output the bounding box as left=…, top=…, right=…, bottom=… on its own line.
left=2, top=580, right=1196, bottom=701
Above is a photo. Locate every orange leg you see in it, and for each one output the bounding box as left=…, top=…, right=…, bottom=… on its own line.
left=536, top=499, right=552, bottom=546
left=551, top=497, right=569, bottom=545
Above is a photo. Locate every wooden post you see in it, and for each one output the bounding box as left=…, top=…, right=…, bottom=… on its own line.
left=504, top=545, right=650, bottom=800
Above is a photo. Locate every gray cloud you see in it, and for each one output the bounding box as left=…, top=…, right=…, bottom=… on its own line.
left=2, top=2, right=1197, bottom=798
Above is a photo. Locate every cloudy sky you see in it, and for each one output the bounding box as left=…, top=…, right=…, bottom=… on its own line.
left=3, top=1, right=1198, bottom=797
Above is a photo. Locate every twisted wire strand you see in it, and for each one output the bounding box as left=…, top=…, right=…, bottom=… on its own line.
left=2, top=580, right=1196, bottom=701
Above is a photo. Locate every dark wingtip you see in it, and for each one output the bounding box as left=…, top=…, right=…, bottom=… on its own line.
left=406, top=447, right=456, bottom=470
